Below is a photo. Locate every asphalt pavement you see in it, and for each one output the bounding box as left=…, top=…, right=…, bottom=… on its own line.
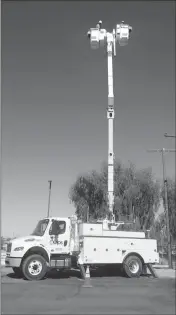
left=1, top=267, right=175, bottom=314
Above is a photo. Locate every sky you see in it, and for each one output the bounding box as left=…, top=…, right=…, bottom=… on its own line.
left=1, top=1, right=175, bottom=237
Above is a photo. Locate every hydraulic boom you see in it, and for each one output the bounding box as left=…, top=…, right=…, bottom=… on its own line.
left=87, top=21, right=132, bottom=221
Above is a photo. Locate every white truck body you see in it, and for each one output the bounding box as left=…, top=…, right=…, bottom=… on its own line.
left=78, top=222, right=158, bottom=265
left=5, top=216, right=159, bottom=280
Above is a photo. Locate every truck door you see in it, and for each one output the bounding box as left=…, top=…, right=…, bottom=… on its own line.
left=49, top=220, right=69, bottom=254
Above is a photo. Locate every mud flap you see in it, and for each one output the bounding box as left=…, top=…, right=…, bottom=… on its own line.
left=147, top=264, right=158, bottom=278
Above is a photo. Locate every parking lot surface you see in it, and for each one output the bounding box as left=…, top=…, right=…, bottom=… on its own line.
left=1, top=268, right=175, bottom=314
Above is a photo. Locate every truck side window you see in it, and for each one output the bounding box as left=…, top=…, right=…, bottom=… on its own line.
left=58, top=221, right=66, bottom=235
left=49, top=220, right=66, bottom=235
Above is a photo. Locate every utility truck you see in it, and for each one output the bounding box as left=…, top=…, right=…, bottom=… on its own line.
left=5, top=21, right=159, bottom=280
left=5, top=216, right=159, bottom=280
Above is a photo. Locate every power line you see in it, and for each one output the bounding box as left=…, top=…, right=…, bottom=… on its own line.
left=164, top=133, right=176, bottom=138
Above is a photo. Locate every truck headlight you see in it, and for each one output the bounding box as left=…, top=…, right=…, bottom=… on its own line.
left=14, top=247, right=24, bottom=251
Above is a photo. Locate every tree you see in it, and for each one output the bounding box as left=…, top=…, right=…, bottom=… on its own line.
left=69, top=171, right=108, bottom=222
left=113, top=161, right=140, bottom=221
left=146, top=178, right=176, bottom=250
left=132, top=168, right=161, bottom=230
left=161, top=178, right=176, bottom=240
left=150, top=212, right=166, bottom=244
left=69, top=160, right=161, bottom=230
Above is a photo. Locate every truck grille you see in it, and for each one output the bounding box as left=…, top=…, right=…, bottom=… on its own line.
left=7, top=242, right=12, bottom=253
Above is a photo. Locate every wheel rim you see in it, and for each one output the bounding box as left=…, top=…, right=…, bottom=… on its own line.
left=28, top=260, right=42, bottom=276
left=128, top=260, right=139, bottom=274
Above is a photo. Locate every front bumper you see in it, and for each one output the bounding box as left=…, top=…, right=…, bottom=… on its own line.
left=5, top=256, right=22, bottom=268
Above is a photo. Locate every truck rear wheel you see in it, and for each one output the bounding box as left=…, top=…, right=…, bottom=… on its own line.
left=123, top=255, right=143, bottom=278
left=22, top=254, right=48, bottom=281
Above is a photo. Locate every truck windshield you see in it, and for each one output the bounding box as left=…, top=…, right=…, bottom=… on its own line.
left=31, top=219, right=49, bottom=236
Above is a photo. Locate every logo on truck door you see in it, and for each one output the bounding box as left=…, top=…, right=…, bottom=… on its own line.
left=50, top=235, right=63, bottom=245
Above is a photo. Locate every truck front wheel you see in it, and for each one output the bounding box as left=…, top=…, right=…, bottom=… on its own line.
left=22, top=254, right=48, bottom=281
left=123, top=255, right=143, bottom=278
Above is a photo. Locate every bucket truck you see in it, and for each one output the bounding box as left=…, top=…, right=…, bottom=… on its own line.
left=5, top=22, right=159, bottom=280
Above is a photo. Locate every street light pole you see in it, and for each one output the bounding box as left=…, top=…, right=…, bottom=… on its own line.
left=47, top=180, right=52, bottom=218
left=147, top=148, right=175, bottom=269
left=87, top=21, right=132, bottom=222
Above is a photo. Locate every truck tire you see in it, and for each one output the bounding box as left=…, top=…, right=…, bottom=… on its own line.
left=123, top=255, right=143, bottom=278
left=12, top=267, right=23, bottom=278
left=22, top=254, right=48, bottom=281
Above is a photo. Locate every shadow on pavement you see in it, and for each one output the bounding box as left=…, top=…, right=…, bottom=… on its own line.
left=4, top=272, right=24, bottom=280
left=4, top=265, right=153, bottom=281
left=5, top=265, right=127, bottom=281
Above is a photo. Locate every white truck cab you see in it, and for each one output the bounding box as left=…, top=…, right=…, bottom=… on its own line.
left=5, top=216, right=79, bottom=280
left=5, top=216, right=159, bottom=281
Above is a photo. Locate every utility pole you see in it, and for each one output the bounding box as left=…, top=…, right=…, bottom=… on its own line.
left=47, top=180, right=52, bottom=218
left=147, top=148, right=175, bottom=269
left=87, top=21, right=132, bottom=222
left=164, top=133, right=176, bottom=138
